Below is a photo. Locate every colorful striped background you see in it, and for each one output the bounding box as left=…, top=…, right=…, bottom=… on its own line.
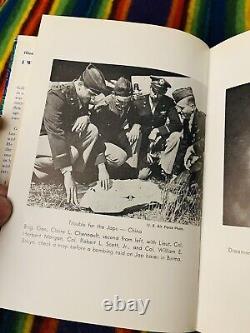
left=1, top=0, right=250, bottom=102
left=0, top=0, right=249, bottom=332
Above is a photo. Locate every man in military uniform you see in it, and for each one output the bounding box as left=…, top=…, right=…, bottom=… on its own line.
left=161, top=87, right=206, bottom=181
left=34, top=64, right=110, bottom=205
left=133, top=76, right=175, bottom=179
left=91, top=77, right=141, bottom=179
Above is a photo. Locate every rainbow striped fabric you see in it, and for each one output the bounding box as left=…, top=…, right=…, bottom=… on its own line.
left=1, top=0, right=250, bottom=102
left=0, top=0, right=249, bottom=332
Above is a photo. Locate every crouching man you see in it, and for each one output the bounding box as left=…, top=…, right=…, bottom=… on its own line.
left=34, top=64, right=110, bottom=204
left=134, top=76, right=175, bottom=179
left=161, top=87, right=206, bottom=183
left=91, top=77, right=142, bottom=179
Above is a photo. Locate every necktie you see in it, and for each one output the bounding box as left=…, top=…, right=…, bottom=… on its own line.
left=183, top=118, right=190, bottom=141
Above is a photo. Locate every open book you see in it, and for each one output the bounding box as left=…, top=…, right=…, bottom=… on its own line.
left=0, top=15, right=249, bottom=333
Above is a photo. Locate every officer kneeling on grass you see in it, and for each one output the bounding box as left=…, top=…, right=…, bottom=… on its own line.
left=133, top=76, right=175, bottom=180
left=33, top=64, right=110, bottom=205
left=91, top=77, right=142, bottom=180
left=161, top=87, right=206, bottom=184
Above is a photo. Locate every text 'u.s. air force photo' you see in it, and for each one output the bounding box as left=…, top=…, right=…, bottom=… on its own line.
left=27, top=60, right=206, bottom=225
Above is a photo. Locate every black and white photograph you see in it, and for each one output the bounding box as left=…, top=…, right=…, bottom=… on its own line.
left=27, top=60, right=206, bottom=225
left=224, top=83, right=250, bottom=227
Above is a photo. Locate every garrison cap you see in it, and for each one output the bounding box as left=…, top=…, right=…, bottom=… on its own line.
left=113, top=77, right=132, bottom=97
left=150, top=76, right=171, bottom=94
left=172, top=87, right=194, bottom=103
left=81, top=64, right=108, bottom=94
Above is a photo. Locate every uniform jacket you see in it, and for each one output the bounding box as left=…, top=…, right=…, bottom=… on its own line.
left=90, top=99, right=139, bottom=157
left=163, top=107, right=206, bottom=175
left=166, top=107, right=206, bottom=154
left=133, top=94, right=175, bottom=137
left=133, top=94, right=175, bottom=152
left=42, top=83, right=92, bottom=169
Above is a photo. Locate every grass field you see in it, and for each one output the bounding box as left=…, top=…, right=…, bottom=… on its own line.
left=27, top=171, right=202, bottom=226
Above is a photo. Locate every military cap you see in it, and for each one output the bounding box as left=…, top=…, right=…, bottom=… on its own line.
left=81, top=64, right=108, bottom=94
left=172, top=87, right=194, bottom=103
left=150, top=76, right=171, bottom=94
left=113, top=77, right=132, bottom=97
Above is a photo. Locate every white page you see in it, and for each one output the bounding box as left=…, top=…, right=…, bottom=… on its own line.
left=198, top=31, right=250, bottom=333
left=0, top=36, right=36, bottom=184
left=0, top=16, right=209, bottom=332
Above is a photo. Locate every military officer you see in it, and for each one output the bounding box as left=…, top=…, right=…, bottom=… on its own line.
left=133, top=76, right=175, bottom=179
left=34, top=64, right=110, bottom=204
left=91, top=77, right=142, bottom=178
left=161, top=87, right=206, bottom=180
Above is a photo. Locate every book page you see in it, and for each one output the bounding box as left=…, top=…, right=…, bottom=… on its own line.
left=0, top=36, right=36, bottom=185
left=0, top=16, right=209, bottom=332
left=198, top=31, right=250, bottom=333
